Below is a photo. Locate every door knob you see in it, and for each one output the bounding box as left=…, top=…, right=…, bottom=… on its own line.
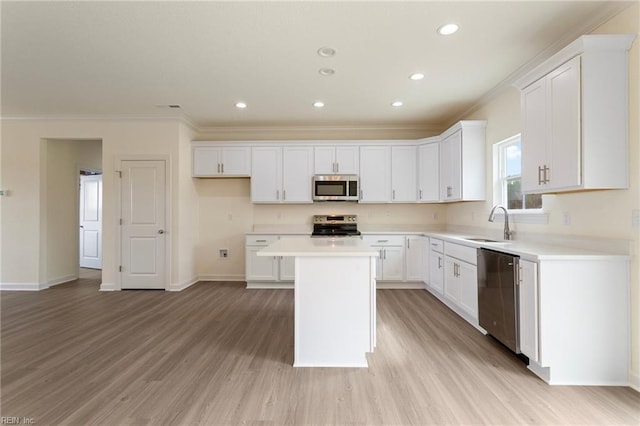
left=158, top=229, right=165, bottom=234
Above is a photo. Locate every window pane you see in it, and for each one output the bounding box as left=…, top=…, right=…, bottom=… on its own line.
left=505, top=143, right=521, bottom=177
left=506, top=177, right=523, bottom=209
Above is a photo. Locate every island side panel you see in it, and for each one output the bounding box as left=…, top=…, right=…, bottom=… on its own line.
left=294, top=256, right=374, bottom=368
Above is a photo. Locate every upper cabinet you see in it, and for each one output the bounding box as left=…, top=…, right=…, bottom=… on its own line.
left=314, top=146, right=359, bottom=175
left=514, top=34, right=635, bottom=193
left=251, top=146, right=314, bottom=204
left=417, top=139, right=440, bottom=203
left=192, top=144, right=251, bottom=177
left=439, top=121, right=487, bottom=202
left=359, top=146, right=391, bottom=203
left=391, top=145, right=417, bottom=203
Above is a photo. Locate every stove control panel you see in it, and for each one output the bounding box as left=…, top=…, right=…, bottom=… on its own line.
left=313, top=214, right=357, bottom=224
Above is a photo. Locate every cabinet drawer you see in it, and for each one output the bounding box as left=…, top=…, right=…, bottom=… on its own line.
left=444, top=242, right=477, bottom=265
left=429, top=238, right=444, bottom=253
left=362, top=235, right=405, bottom=246
left=245, top=235, right=278, bottom=246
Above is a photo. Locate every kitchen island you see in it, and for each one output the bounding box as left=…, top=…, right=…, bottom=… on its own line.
left=258, top=237, right=378, bottom=367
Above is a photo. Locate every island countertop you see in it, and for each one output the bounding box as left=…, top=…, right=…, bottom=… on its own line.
left=257, top=237, right=379, bottom=257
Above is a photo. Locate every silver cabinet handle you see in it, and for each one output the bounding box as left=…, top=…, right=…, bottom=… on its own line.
left=407, top=238, right=411, bottom=249
left=377, top=240, right=388, bottom=243
left=438, top=256, right=442, bottom=269
left=336, top=162, right=339, bottom=173
left=383, top=249, right=387, bottom=260
left=392, top=189, right=396, bottom=200
left=217, top=163, right=221, bottom=173
left=276, top=190, right=280, bottom=200
left=256, top=239, right=267, bottom=243
left=221, top=163, right=224, bottom=174
left=419, top=189, right=423, bottom=200
left=447, top=186, right=452, bottom=197
left=283, top=190, right=286, bottom=201
left=158, top=229, right=165, bottom=234
left=538, top=165, right=543, bottom=185
left=544, top=165, right=550, bottom=184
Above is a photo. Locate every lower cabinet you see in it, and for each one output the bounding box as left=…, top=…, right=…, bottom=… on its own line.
left=245, top=235, right=305, bottom=287
left=362, top=235, right=405, bottom=281
left=444, top=254, right=478, bottom=323
left=428, top=239, right=445, bottom=295
left=405, top=235, right=428, bottom=282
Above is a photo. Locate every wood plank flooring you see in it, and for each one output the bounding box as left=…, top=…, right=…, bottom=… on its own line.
left=1, top=279, right=639, bottom=425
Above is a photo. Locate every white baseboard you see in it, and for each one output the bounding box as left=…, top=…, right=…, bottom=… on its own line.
left=630, top=371, right=640, bottom=392
left=47, top=274, right=78, bottom=288
left=0, top=283, right=41, bottom=291
left=198, top=274, right=245, bottom=282
left=99, top=282, right=118, bottom=291
left=168, top=277, right=199, bottom=292
left=376, top=281, right=425, bottom=289
left=247, top=282, right=294, bottom=289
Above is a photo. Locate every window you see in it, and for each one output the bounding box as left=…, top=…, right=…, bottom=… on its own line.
left=494, top=135, right=542, bottom=211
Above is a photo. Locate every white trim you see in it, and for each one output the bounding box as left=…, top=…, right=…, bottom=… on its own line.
left=630, top=371, right=640, bottom=392
left=376, top=281, right=425, bottom=289
left=47, top=274, right=78, bottom=287
left=0, top=283, right=42, bottom=291
left=168, top=278, right=199, bottom=292
left=247, top=282, right=294, bottom=289
left=115, top=155, right=172, bottom=291
left=199, top=274, right=245, bottom=282
left=99, top=282, right=118, bottom=291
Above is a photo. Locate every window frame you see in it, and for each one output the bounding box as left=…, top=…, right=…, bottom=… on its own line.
left=492, top=134, right=548, bottom=224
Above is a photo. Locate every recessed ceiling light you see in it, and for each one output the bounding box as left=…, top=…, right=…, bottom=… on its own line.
left=235, top=102, right=247, bottom=109
left=438, top=23, right=459, bottom=35
left=409, top=73, right=425, bottom=81
left=391, top=101, right=403, bottom=107
left=317, top=47, right=336, bottom=57
left=156, top=104, right=182, bottom=109
left=319, top=68, right=335, bottom=76
left=313, top=101, right=325, bottom=108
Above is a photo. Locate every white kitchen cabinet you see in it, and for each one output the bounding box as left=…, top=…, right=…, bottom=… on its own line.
left=443, top=241, right=478, bottom=325
left=438, top=121, right=486, bottom=202
left=359, top=146, right=391, bottom=203
left=515, top=34, right=635, bottom=193
left=251, top=147, right=282, bottom=203
left=391, top=146, right=417, bottom=203
left=518, top=259, right=538, bottom=363
left=192, top=145, right=251, bottom=177
left=245, top=235, right=306, bottom=287
left=362, top=235, right=404, bottom=281
left=314, top=146, right=359, bottom=174
left=428, top=239, right=444, bottom=295
left=405, top=235, right=427, bottom=282
left=251, top=146, right=313, bottom=203
left=417, top=141, right=439, bottom=202
left=282, top=146, right=314, bottom=203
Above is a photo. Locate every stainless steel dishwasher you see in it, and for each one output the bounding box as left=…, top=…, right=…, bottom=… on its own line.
left=477, top=248, right=520, bottom=353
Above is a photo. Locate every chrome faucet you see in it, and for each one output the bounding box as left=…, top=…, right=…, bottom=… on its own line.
left=488, top=205, right=513, bottom=240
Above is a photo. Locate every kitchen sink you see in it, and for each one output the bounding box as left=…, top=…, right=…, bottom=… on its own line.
left=464, top=237, right=501, bottom=243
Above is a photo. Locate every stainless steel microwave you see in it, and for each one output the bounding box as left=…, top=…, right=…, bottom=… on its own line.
left=312, top=175, right=359, bottom=201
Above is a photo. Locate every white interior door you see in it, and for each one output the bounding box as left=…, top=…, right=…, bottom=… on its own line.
left=79, top=174, right=103, bottom=269
left=121, top=160, right=167, bottom=289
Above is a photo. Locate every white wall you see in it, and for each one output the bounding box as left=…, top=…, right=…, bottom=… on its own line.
left=445, top=4, right=640, bottom=388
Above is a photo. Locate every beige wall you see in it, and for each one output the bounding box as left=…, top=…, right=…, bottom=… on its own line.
left=446, top=3, right=640, bottom=387
left=46, top=139, right=101, bottom=285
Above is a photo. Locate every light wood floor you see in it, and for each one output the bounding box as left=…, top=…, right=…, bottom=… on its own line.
left=1, top=280, right=638, bottom=425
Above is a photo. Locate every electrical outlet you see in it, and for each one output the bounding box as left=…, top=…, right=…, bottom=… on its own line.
left=432, top=212, right=439, bottom=221
left=219, top=249, right=229, bottom=258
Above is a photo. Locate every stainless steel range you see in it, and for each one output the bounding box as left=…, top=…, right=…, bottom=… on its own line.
left=311, top=215, right=361, bottom=237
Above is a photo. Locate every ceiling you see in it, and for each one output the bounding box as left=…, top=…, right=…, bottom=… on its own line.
left=1, top=1, right=635, bottom=130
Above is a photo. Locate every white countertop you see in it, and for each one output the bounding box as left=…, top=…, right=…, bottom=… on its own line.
left=257, top=237, right=379, bottom=257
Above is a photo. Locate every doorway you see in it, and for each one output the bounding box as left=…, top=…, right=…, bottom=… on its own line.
left=79, top=170, right=103, bottom=274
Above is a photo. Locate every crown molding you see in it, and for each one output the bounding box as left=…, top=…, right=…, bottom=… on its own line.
left=447, top=1, right=635, bottom=126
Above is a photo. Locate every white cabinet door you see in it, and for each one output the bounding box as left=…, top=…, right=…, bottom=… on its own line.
left=418, top=143, right=439, bottom=202
left=548, top=56, right=581, bottom=190
left=359, top=146, right=391, bottom=203
left=444, top=257, right=460, bottom=304
left=429, top=251, right=444, bottom=295
left=220, top=147, right=251, bottom=176
left=335, top=146, right=359, bottom=174
left=458, top=261, right=478, bottom=321
left=381, top=246, right=405, bottom=281
left=251, top=147, right=282, bottom=203
left=313, top=146, right=336, bottom=174
left=282, top=146, right=314, bottom=203
left=192, top=147, right=222, bottom=176
left=440, top=130, right=462, bottom=201
left=521, top=79, right=547, bottom=193
left=391, top=146, right=417, bottom=202
left=519, top=259, right=539, bottom=362
left=405, top=235, right=425, bottom=282
left=245, top=246, right=278, bottom=281
left=280, top=256, right=295, bottom=281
